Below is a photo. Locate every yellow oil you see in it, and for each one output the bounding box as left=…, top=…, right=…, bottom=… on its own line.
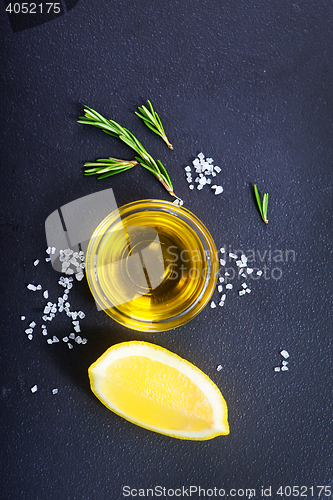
left=87, top=202, right=218, bottom=331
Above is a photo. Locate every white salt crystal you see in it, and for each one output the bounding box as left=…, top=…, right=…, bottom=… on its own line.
left=46, top=247, right=51, bottom=255
left=216, top=365, right=222, bottom=371
left=78, top=312, right=85, bottom=319
left=257, top=270, right=263, bottom=276
left=186, top=176, right=192, bottom=183
left=82, top=338, right=88, bottom=345
left=21, top=316, right=26, bottom=320
left=246, top=288, right=251, bottom=293
left=229, top=253, right=238, bottom=259
left=221, top=294, right=226, bottom=301
left=220, top=247, right=225, bottom=253
left=219, top=300, right=225, bottom=307
left=45, top=257, right=51, bottom=262
left=62, top=336, right=69, bottom=343
left=226, top=284, right=233, bottom=289
left=67, top=343, right=74, bottom=349
left=52, top=336, right=59, bottom=343
left=242, top=283, right=247, bottom=289
left=214, top=166, right=221, bottom=173
left=225, top=271, right=230, bottom=276
left=206, top=178, right=212, bottom=184
left=282, top=360, right=288, bottom=366
left=36, top=285, right=42, bottom=290
left=239, top=290, right=245, bottom=296
left=65, top=268, right=74, bottom=275
left=274, top=367, right=281, bottom=372
left=220, top=259, right=226, bottom=266
left=210, top=301, right=217, bottom=308
left=241, top=254, right=247, bottom=264
left=27, top=284, right=37, bottom=291
left=189, top=185, right=194, bottom=190
left=198, top=152, right=205, bottom=159
left=75, top=272, right=84, bottom=281
left=193, top=158, right=199, bottom=166
left=197, top=184, right=204, bottom=190
left=29, top=321, right=36, bottom=328
left=69, top=333, right=75, bottom=339
left=25, top=328, right=33, bottom=334
left=33, top=259, right=39, bottom=266
left=213, top=186, right=223, bottom=195
left=47, top=338, right=53, bottom=344
left=218, top=285, right=223, bottom=293
left=219, top=277, right=224, bottom=283
left=75, top=336, right=82, bottom=344
left=280, top=350, right=289, bottom=359
left=74, top=325, right=81, bottom=333
left=247, top=268, right=254, bottom=274
left=52, top=388, right=58, bottom=395
left=211, top=172, right=216, bottom=177
left=199, top=177, right=207, bottom=185
left=185, top=166, right=191, bottom=172
left=281, top=366, right=289, bottom=371
left=31, top=385, right=38, bottom=393
left=43, top=290, right=49, bottom=299
left=42, top=329, right=48, bottom=336
left=28, top=334, right=33, bottom=340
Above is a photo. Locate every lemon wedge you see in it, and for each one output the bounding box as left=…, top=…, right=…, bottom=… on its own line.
left=88, top=341, right=229, bottom=440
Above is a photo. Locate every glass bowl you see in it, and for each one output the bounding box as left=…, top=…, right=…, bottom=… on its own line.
left=85, top=199, right=218, bottom=332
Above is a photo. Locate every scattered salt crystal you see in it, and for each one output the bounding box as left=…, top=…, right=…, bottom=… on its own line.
left=52, top=336, right=59, bottom=343
left=75, top=272, right=84, bottom=281
left=218, top=285, right=223, bottom=293
left=29, top=321, right=36, bottom=328
left=246, top=288, right=251, bottom=293
left=74, top=325, right=81, bottom=333
left=25, top=328, right=33, bottom=334
left=216, top=365, right=222, bottom=371
left=280, top=350, right=289, bottom=359
left=281, top=366, right=289, bottom=371
left=210, top=301, right=216, bottom=308
left=52, top=388, right=58, bottom=394
left=229, top=253, right=238, bottom=259
left=198, top=152, right=205, bottom=159
left=36, top=284, right=42, bottom=290
left=33, top=259, right=39, bottom=266
left=221, top=294, right=226, bottom=301
left=225, top=271, right=230, bottom=276
left=186, top=177, right=192, bottom=183
left=199, top=177, right=207, bottom=185
left=45, top=257, right=51, bottom=262
left=219, top=277, right=224, bottom=283
left=75, top=336, right=82, bottom=344
left=46, top=247, right=51, bottom=255
left=47, top=339, right=53, bottom=344
left=282, top=360, right=288, bottom=366
left=189, top=185, right=194, bottom=190
left=236, top=260, right=246, bottom=267
left=226, top=284, right=233, bottom=290
left=197, top=184, right=204, bottom=190
left=42, top=329, right=48, bottom=336
left=31, top=385, right=38, bottom=393
left=67, top=343, right=73, bottom=349
left=211, top=171, right=216, bottom=177
left=218, top=301, right=225, bottom=307
left=213, top=186, right=223, bottom=195
left=21, top=316, right=26, bottom=320
left=274, top=367, right=281, bottom=372
left=239, top=290, right=245, bottom=296
left=257, top=270, right=263, bottom=276
left=27, top=284, right=37, bottom=291
left=78, top=311, right=85, bottom=319
left=241, top=283, right=247, bottom=289
left=82, top=338, right=88, bottom=345
left=62, top=336, right=69, bottom=342
left=220, top=259, right=226, bottom=266
left=185, top=166, right=191, bottom=172
left=220, top=247, right=225, bottom=253
left=247, top=268, right=254, bottom=274
left=43, top=290, right=49, bottom=299
left=214, top=166, right=221, bottom=173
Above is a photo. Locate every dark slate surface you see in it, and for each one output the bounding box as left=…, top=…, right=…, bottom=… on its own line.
left=1, top=1, right=332, bottom=499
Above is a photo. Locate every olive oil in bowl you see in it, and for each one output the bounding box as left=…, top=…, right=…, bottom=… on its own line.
left=86, top=200, right=218, bottom=332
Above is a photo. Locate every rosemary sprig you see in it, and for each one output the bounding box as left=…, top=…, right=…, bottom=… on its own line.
left=78, top=106, right=179, bottom=199
left=254, top=184, right=269, bottom=224
left=135, top=100, right=173, bottom=149
left=84, top=158, right=137, bottom=180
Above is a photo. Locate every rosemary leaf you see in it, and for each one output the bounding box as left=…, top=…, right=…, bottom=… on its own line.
left=254, top=184, right=269, bottom=224
left=84, top=158, right=137, bottom=180
left=136, top=100, right=173, bottom=149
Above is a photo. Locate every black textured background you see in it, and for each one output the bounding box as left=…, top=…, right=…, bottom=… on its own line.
left=1, top=1, right=332, bottom=499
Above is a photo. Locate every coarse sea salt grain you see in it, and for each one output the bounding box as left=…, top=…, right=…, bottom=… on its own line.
left=274, top=367, right=281, bottom=372
left=27, top=284, right=37, bottom=291
left=257, top=270, right=263, bottom=276
left=229, top=253, right=237, bottom=259
left=52, top=388, right=58, bottom=394
left=280, top=350, right=289, bottom=359
left=34, top=259, right=39, bottom=266
left=216, top=365, right=222, bottom=371
left=210, top=301, right=216, bottom=308
left=31, top=385, right=38, bottom=393
left=281, top=366, right=289, bottom=371
left=43, top=290, right=49, bottom=299
left=220, top=259, right=226, bottom=266
left=21, top=316, right=26, bottom=320
left=218, top=285, right=223, bottom=293
left=226, top=284, right=233, bottom=290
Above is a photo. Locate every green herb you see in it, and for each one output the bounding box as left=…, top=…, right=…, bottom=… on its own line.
left=78, top=106, right=180, bottom=199
left=84, top=158, right=137, bottom=180
left=254, top=184, right=269, bottom=224
left=135, top=101, right=173, bottom=149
